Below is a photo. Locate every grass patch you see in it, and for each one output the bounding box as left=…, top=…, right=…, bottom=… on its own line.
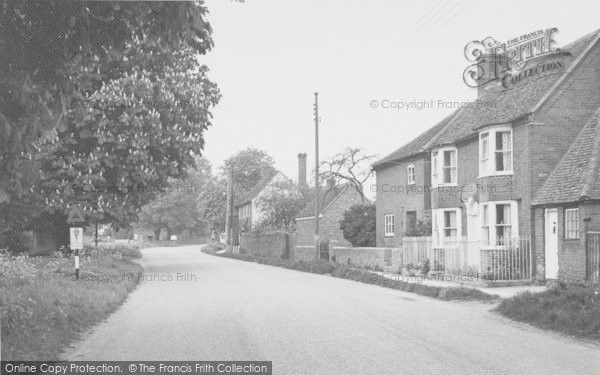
left=495, top=283, right=600, bottom=341
left=0, top=245, right=143, bottom=360
left=207, top=251, right=497, bottom=302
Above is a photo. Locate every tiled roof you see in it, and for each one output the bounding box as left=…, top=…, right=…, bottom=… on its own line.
left=427, top=29, right=600, bottom=147
left=533, top=108, right=600, bottom=205
left=233, top=169, right=280, bottom=207
left=372, top=111, right=458, bottom=169
left=296, top=183, right=354, bottom=218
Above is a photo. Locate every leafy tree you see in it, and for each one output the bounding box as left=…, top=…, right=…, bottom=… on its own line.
left=320, top=147, right=377, bottom=203
left=222, top=148, right=275, bottom=196
left=0, top=1, right=220, bottom=232
left=339, top=204, right=376, bottom=247
left=255, top=180, right=308, bottom=233
left=0, top=0, right=213, bottom=204
left=137, top=158, right=212, bottom=238
left=197, top=177, right=227, bottom=232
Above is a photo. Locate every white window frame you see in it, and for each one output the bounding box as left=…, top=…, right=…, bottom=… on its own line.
left=432, top=208, right=462, bottom=246
left=431, top=147, right=458, bottom=187
left=565, top=208, right=579, bottom=239
left=480, top=201, right=519, bottom=248
left=432, top=151, right=439, bottom=187
left=384, top=214, right=395, bottom=237
left=407, top=164, right=416, bottom=185
left=479, top=126, right=513, bottom=177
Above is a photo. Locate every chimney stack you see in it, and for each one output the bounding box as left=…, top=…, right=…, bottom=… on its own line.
left=298, top=153, right=307, bottom=187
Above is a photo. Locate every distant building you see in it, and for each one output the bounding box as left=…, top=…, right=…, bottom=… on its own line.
left=295, top=179, right=364, bottom=247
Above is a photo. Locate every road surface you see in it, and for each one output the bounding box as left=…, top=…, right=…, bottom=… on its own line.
left=63, top=245, right=600, bottom=374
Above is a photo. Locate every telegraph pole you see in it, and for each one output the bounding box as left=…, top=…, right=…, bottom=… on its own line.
left=314, top=92, right=320, bottom=260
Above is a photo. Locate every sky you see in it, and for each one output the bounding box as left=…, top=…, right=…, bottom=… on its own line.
left=200, top=0, right=600, bottom=193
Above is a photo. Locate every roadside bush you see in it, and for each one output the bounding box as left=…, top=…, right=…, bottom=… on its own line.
left=495, top=283, right=600, bottom=340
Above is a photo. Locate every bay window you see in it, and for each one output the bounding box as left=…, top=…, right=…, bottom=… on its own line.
left=479, top=127, right=513, bottom=176
left=431, top=147, right=457, bottom=186
left=432, top=208, right=462, bottom=246
left=480, top=201, right=519, bottom=247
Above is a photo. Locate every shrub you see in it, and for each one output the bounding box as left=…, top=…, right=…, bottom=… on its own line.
left=495, top=283, right=600, bottom=340
left=339, top=204, right=376, bottom=247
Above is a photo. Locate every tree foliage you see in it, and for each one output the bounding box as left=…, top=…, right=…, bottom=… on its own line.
left=222, top=148, right=275, bottom=196
left=255, top=179, right=308, bottom=233
left=137, top=158, right=212, bottom=238
left=0, top=1, right=220, bottom=231
left=0, top=0, right=213, bottom=201
left=339, top=204, right=376, bottom=247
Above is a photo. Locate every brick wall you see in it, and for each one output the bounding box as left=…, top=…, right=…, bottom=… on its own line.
left=375, top=156, right=430, bottom=247
left=293, top=244, right=402, bottom=272
left=330, top=246, right=401, bottom=272
left=241, top=232, right=296, bottom=259
left=531, top=44, right=600, bottom=200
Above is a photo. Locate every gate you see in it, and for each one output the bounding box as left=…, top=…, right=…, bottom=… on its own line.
left=319, top=241, right=330, bottom=261
left=586, top=232, right=600, bottom=283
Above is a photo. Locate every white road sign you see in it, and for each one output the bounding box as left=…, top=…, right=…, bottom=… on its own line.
left=70, top=227, right=84, bottom=250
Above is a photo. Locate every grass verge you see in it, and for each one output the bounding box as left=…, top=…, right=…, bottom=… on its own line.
left=0, top=245, right=143, bottom=360
left=495, top=283, right=600, bottom=341
left=201, top=246, right=498, bottom=302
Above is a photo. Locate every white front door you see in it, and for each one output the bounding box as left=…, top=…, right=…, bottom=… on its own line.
left=544, top=209, right=559, bottom=279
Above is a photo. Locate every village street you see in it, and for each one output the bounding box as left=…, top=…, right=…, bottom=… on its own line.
left=62, top=245, right=600, bottom=375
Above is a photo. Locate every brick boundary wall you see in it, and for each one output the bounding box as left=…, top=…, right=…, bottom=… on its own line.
left=241, top=232, right=296, bottom=259
left=294, top=245, right=403, bottom=272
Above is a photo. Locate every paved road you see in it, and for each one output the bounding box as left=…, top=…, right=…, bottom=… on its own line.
left=63, top=245, right=600, bottom=374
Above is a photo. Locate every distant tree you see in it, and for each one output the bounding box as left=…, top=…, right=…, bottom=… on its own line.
left=320, top=147, right=377, bottom=203
left=339, top=204, right=376, bottom=247
left=198, top=177, right=227, bottom=232
left=222, top=148, right=275, bottom=196
left=137, top=158, right=212, bottom=238
left=255, top=180, right=308, bottom=232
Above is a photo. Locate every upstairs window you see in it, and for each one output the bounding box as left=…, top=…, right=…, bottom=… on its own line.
left=407, top=164, right=416, bottom=185
left=431, top=147, right=457, bottom=186
left=432, top=151, right=439, bottom=186
left=480, top=128, right=513, bottom=176
left=443, top=150, right=457, bottom=185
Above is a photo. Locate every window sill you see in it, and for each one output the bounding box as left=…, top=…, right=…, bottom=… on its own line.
left=563, top=237, right=580, bottom=241
left=384, top=235, right=395, bottom=238
left=478, top=172, right=514, bottom=178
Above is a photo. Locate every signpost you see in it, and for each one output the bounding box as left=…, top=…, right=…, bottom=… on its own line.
left=67, top=206, right=85, bottom=280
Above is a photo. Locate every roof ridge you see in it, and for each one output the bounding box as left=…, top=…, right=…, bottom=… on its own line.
left=580, top=112, right=600, bottom=199
left=530, top=29, right=600, bottom=116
